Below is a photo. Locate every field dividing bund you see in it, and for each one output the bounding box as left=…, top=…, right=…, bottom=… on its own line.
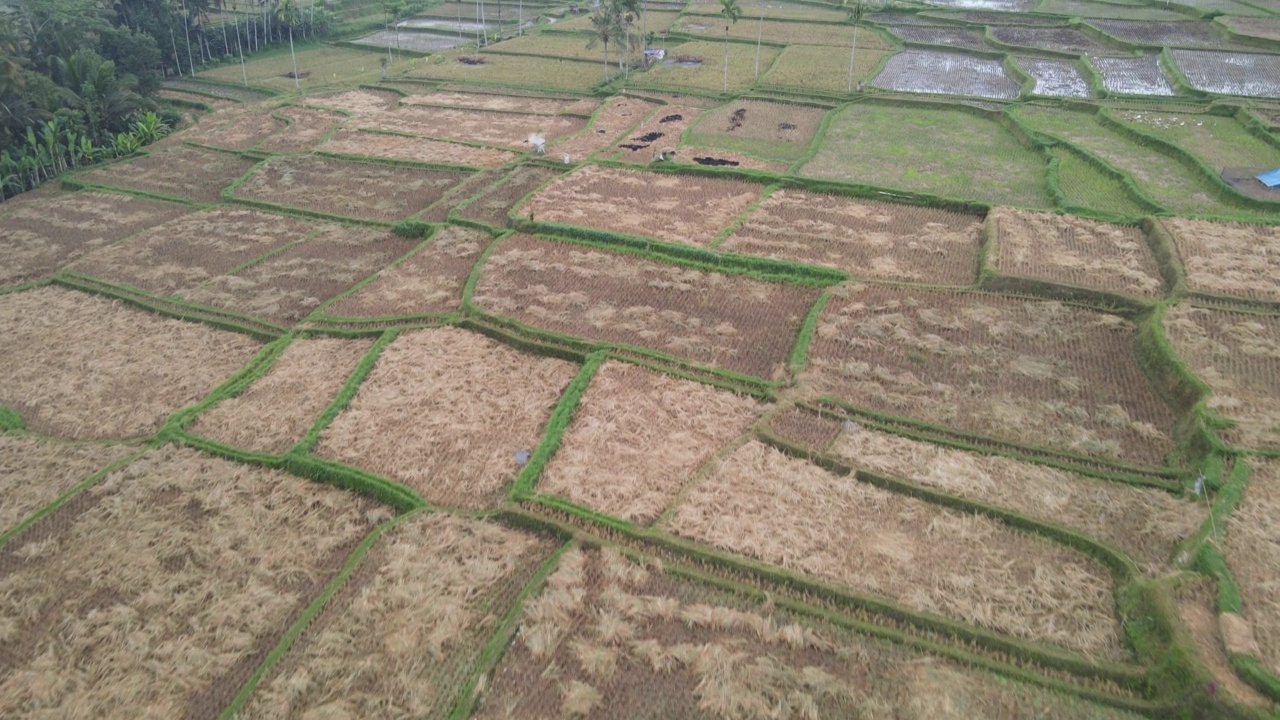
left=0, top=286, right=263, bottom=440
left=0, top=445, right=383, bottom=718
left=229, top=155, right=471, bottom=223
left=536, top=360, right=765, bottom=523
left=800, top=102, right=1053, bottom=209
left=316, top=225, right=493, bottom=322
left=457, top=165, right=567, bottom=227
left=470, top=234, right=823, bottom=381
left=664, top=440, right=1127, bottom=658
left=720, top=189, right=985, bottom=286
left=518, top=165, right=766, bottom=246
left=767, top=406, right=1203, bottom=575
left=472, top=544, right=1150, bottom=720
left=0, top=436, right=140, bottom=537
left=1163, top=304, right=1280, bottom=452
left=72, top=145, right=259, bottom=204
left=0, top=190, right=193, bottom=289
left=314, top=326, right=580, bottom=509
left=1047, top=145, right=1162, bottom=218
left=799, top=285, right=1181, bottom=467
left=255, top=106, right=349, bottom=154
left=358, top=103, right=586, bottom=150
left=984, top=208, right=1166, bottom=302
left=233, top=513, right=558, bottom=719
left=1162, top=218, right=1280, bottom=306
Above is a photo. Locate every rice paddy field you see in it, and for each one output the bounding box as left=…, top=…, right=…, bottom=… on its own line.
left=3, top=1, right=1280, bottom=716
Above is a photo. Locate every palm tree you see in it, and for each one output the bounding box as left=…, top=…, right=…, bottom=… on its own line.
left=616, top=0, right=641, bottom=79
left=586, top=5, right=620, bottom=84
left=718, top=0, right=742, bottom=94
left=274, top=0, right=302, bottom=91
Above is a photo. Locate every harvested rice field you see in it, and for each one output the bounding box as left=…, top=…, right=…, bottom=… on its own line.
left=472, top=235, right=822, bottom=379
left=1161, top=218, right=1280, bottom=304
left=771, top=408, right=1203, bottom=573
left=986, top=208, right=1165, bottom=300
left=316, top=327, right=579, bottom=508
left=519, top=165, right=763, bottom=246
left=70, top=206, right=319, bottom=294
left=537, top=361, right=764, bottom=522
left=476, top=545, right=1146, bottom=720
left=75, top=145, right=258, bottom=203
left=238, top=513, right=555, bottom=720
left=0, top=191, right=192, bottom=288
left=0, top=435, right=139, bottom=534
left=255, top=106, right=348, bottom=154
left=720, top=190, right=984, bottom=285
left=231, top=155, right=470, bottom=222
left=548, top=96, right=661, bottom=161
left=684, top=100, right=825, bottom=164
left=603, top=104, right=703, bottom=163
left=1225, top=459, right=1280, bottom=678
left=360, top=104, right=586, bottom=149
left=322, top=225, right=491, bottom=319
left=666, top=440, right=1125, bottom=656
left=303, top=87, right=403, bottom=116
left=0, top=287, right=262, bottom=439
left=0, top=445, right=381, bottom=719
left=402, top=90, right=594, bottom=116
left=1163, top=304, right=1280, bottom=451
left=319, top=127, right=520, bottom=167
left=190, top=337, right=374, bottom=454
left=180, top=225, right=418, bottom=324
left=458, top=165, right=566, bottom=226
left=193, top=107, right=289, bottom=150
left=800, top=285, right=1180, bottom=466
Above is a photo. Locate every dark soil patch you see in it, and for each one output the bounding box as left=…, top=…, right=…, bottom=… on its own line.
left=693, top=156, right=739, bottom=166
left=458, top=56, right=487, bottom=65
left=283, top=70, right=311, bottom=79
left=660, top=113, right=683, bottom=123
left=619, top=143, right=649, bottom=151
left=728, top=107, right=747, bottom=131
left=1222, top=167, right=1280, bottom=202
left=635, top=131, right=664, bottom=142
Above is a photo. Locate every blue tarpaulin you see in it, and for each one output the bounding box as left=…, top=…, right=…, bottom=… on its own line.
left=1259, top=168, right=1280, bottom=188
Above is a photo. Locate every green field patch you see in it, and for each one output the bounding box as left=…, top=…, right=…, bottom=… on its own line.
left=551, top=9, right=681, bottom=33
left=684, top=100, right=827, bottom=163
left=405, top=51, right=605, bottom=92
left=1111, top=111, right=1280, bottom=172
left=801, top=103, right=1052, bottom=209
left=485, top=30, right=621, bottom=62
left=1034, top=0, right=1190, bottom=20
left=636, top=41, right=782, bottom=94
left=758, top=44, right=889, bottom=94
left=1049, top=145, right=1155, bottom=217
left=200, top=44, right=393, bottom=93
left=675, top=18, right=887, bottom=50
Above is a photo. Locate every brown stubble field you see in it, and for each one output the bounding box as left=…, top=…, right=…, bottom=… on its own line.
left=322, top=225, right=492, bottom=319
left=180, top=225, right=418, bottom=324
left=458, top=165, right=565, bottom=226
left=800, top=285, right=1180, bottom=466
left=361, top=105, right=586, bottom=149
left=0, top=287, right=262, bottom=440
left=190, top=337, right=375, bottom=455
left=0, top=445, right=382, bottom=719
left=315, top=326, right=579, bottom=508
left=604, top=104, right=703, bottom=163
left=987, top=208, right=1165, bottom=300
left=720, top=190, right=984, bottom=285
left=256, top=106, right=347, bottom=153
left=231, top=155, right=470, bottom=222
left=238, top=513, right=556, bottom=720
left=402, top=90, right=592, bottom=116
left=75, top=145, right=258, bottom=203
left=519, top=165, right=764, bottom=246
left=194, top=107, right=288, bottom=150
left=549, top=96, right=661, bottom=161
left=0, top=190, right=192, bottom=288
left=0, top=435, right=139, bottom=534
left=471, top=235, right=822, bottom=379
left=1163, top=304, right=1280, bottom=451
left=1161, top=218, right=1280, bottom=304
left=537, top=361, right=765, bottom=522
left=665, top=440, right=1125, bottom=657
left=1225, top=459, right=1280, bottom=679
left=320, top=127, right=520, bottom=167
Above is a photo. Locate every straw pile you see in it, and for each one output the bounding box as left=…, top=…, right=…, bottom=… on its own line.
left=0, top=435, right=138, bottom=532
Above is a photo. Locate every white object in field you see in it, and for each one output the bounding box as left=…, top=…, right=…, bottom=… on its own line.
left=528, top=132, right=546, bottom=154
left=563, top=153, right=572, bottom=164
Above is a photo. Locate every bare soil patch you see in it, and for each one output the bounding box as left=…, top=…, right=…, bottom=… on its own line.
left=362, top=104, right=586, bottom=150
left=72, top=206, right=318, bottom=294
left=606, top=104, right=702, bottom=163
left=191, top=337, right=374, bottom=454
left=257, top=106, right=347, bottom=153
left=324, top=225, right=491, bottom=318
left=671, top=148, right=791, bottom=173
left=988, top=208, right=1164, bottom=299
left=316, top=326, right=578, bottom=508
left=183, top=225, right=418, bottom=324
left=304, top=87, right=403, bottom=116
left=0, top=444, right=381, bottom=720
left=539, top=361, right=764, bottom=523
left=478, top=545, right=1145, bottom=720
left=1173, top=577, right=1273, bottom=710
left=402, top=90, right=588, bottom=116
left=231, top=155, right=469, bottom=222
left=473, top=235, right=822, bottom=379
left=721, top=190, right=983, bottom=286
left=1226, top=459, right=1280, bottom=678
left=549, top=96, right=660, bottom=161
left=1161, top=218, right=1280, bottom=304
left=800, top=285, right=1180, bottom=466
left=320, top=127, right=519, bottom=167
left=666, top=441, right=1125, bottom=658
left=1163, top=304, right=1280, bottom=451
left=521, top=165, right=763, bottom=246
left=0, top=191, right=192, bottom=287
left=462, top=165, right=565, bottom=226
left=0, top=286, right=262, bottom=440
left=239, top=513, right=555, bottom=720
left=0, top=436, right=138, bottom=534
left=818, top=417, right=1204, bottom=573
left=76, top=145, right=258, bottom=203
